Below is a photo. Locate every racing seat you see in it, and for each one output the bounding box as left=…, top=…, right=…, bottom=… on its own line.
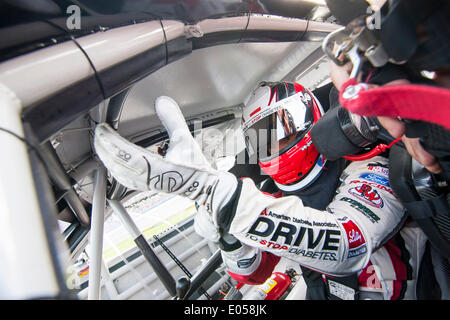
left=389, top=144, right=450, bottom=299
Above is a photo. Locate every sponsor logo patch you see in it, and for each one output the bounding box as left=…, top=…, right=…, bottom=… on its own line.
left=348, top=184, right=384, bottom=208
left=359, top=173, right=390, bottom=187
left=246, top=216, right=341, bottom=261
left=349, top=179, right=396, bottom=197
left=340, top=197, right=380, bottom=223
left=237, top=254, right=257, bottom=269
left=367, top=162, right=389, bottom=175
left=317, top=155, right=325, bottom=168
left=341, top=220, right=367, bottom=259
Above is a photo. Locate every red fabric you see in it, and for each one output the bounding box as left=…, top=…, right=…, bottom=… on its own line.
left=358, top=261, right=383, bottom=290
left=339, top=78, right=450, bottom=130
left=227, top=252, right=281, bottom=285
left=384, top=237, right=410, bottom=300
left=384, top=238, right=409, bottom=281
left=358, top=235, right=411, bottom=300
left=249, top=107, right=262, bottom=117
left=258, top=131, right=320, bottom=184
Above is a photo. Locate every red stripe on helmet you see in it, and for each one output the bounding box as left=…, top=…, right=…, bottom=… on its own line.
left=249, top=107, right=262, bottom=117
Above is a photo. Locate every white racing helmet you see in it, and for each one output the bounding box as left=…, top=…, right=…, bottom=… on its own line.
left=242, top=81, right=326, bottom=191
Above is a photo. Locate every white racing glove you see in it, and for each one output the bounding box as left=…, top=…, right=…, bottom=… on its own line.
left=94, top=96, right=238, bottom=240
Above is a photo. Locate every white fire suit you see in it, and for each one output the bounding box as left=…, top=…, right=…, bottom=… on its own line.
left=217, top=157, right=427, bottom=299
left=93, top=97, right=427, bottom=300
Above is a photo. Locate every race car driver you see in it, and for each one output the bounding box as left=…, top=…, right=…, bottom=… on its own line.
left=226, top=81, right=427, bottom=299
left=93, top=84, right=426, bottom=300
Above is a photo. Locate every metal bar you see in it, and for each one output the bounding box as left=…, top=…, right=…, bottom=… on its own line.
left=0, top=84, right=61, bottom=299
left=77, top=237, right=209, bottom=300
left=106, top=87, right=131, bottom=130
left=40, top=142, right=91, bottom=227
left=101, top=258, right=119, bottom=300
left=153, top=235, right=212, bottom=300
left=87, top=166, right=107, bottom=300
left=68, top=157, right=99, bottom=182
left=184, top=249, right=223, bottom=300
left=108, top=199, right=177, bottom=297
left=136, top=113, right=235, bottom=149
left=197, top=273, right=229, bottom=301
left=154, top=235, right=193, bottom=278
left=24, top=122, right=75, bottom=299
left=108, top=200, right=141, bottom=238
left=106, top=220, right=197, bottom=279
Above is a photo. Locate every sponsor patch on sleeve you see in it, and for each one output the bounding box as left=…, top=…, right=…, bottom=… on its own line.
left=340, top=220, right=367, bottom=259
left=339, top=196, right=380, bottom=223
left=237, top=254, right=258, bottom=269
left=367, top=162, right=389, bottom=175
left=359, top=173, right=390, bottom=187
left=348, top=184, right=384, bottom=208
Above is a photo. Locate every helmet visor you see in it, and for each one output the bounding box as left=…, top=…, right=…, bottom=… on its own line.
left=243, top=91, right=315, bottom=160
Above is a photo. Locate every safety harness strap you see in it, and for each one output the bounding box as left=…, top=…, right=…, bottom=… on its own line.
left=403, top=194, right=449, bottom=220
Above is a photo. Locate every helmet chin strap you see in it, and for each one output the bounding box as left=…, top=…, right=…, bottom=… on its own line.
left=274, top=156, right=327, bottom=192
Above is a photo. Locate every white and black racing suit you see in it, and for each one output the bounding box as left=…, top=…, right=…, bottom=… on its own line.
left=217, top=156, right=427, bottom=300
